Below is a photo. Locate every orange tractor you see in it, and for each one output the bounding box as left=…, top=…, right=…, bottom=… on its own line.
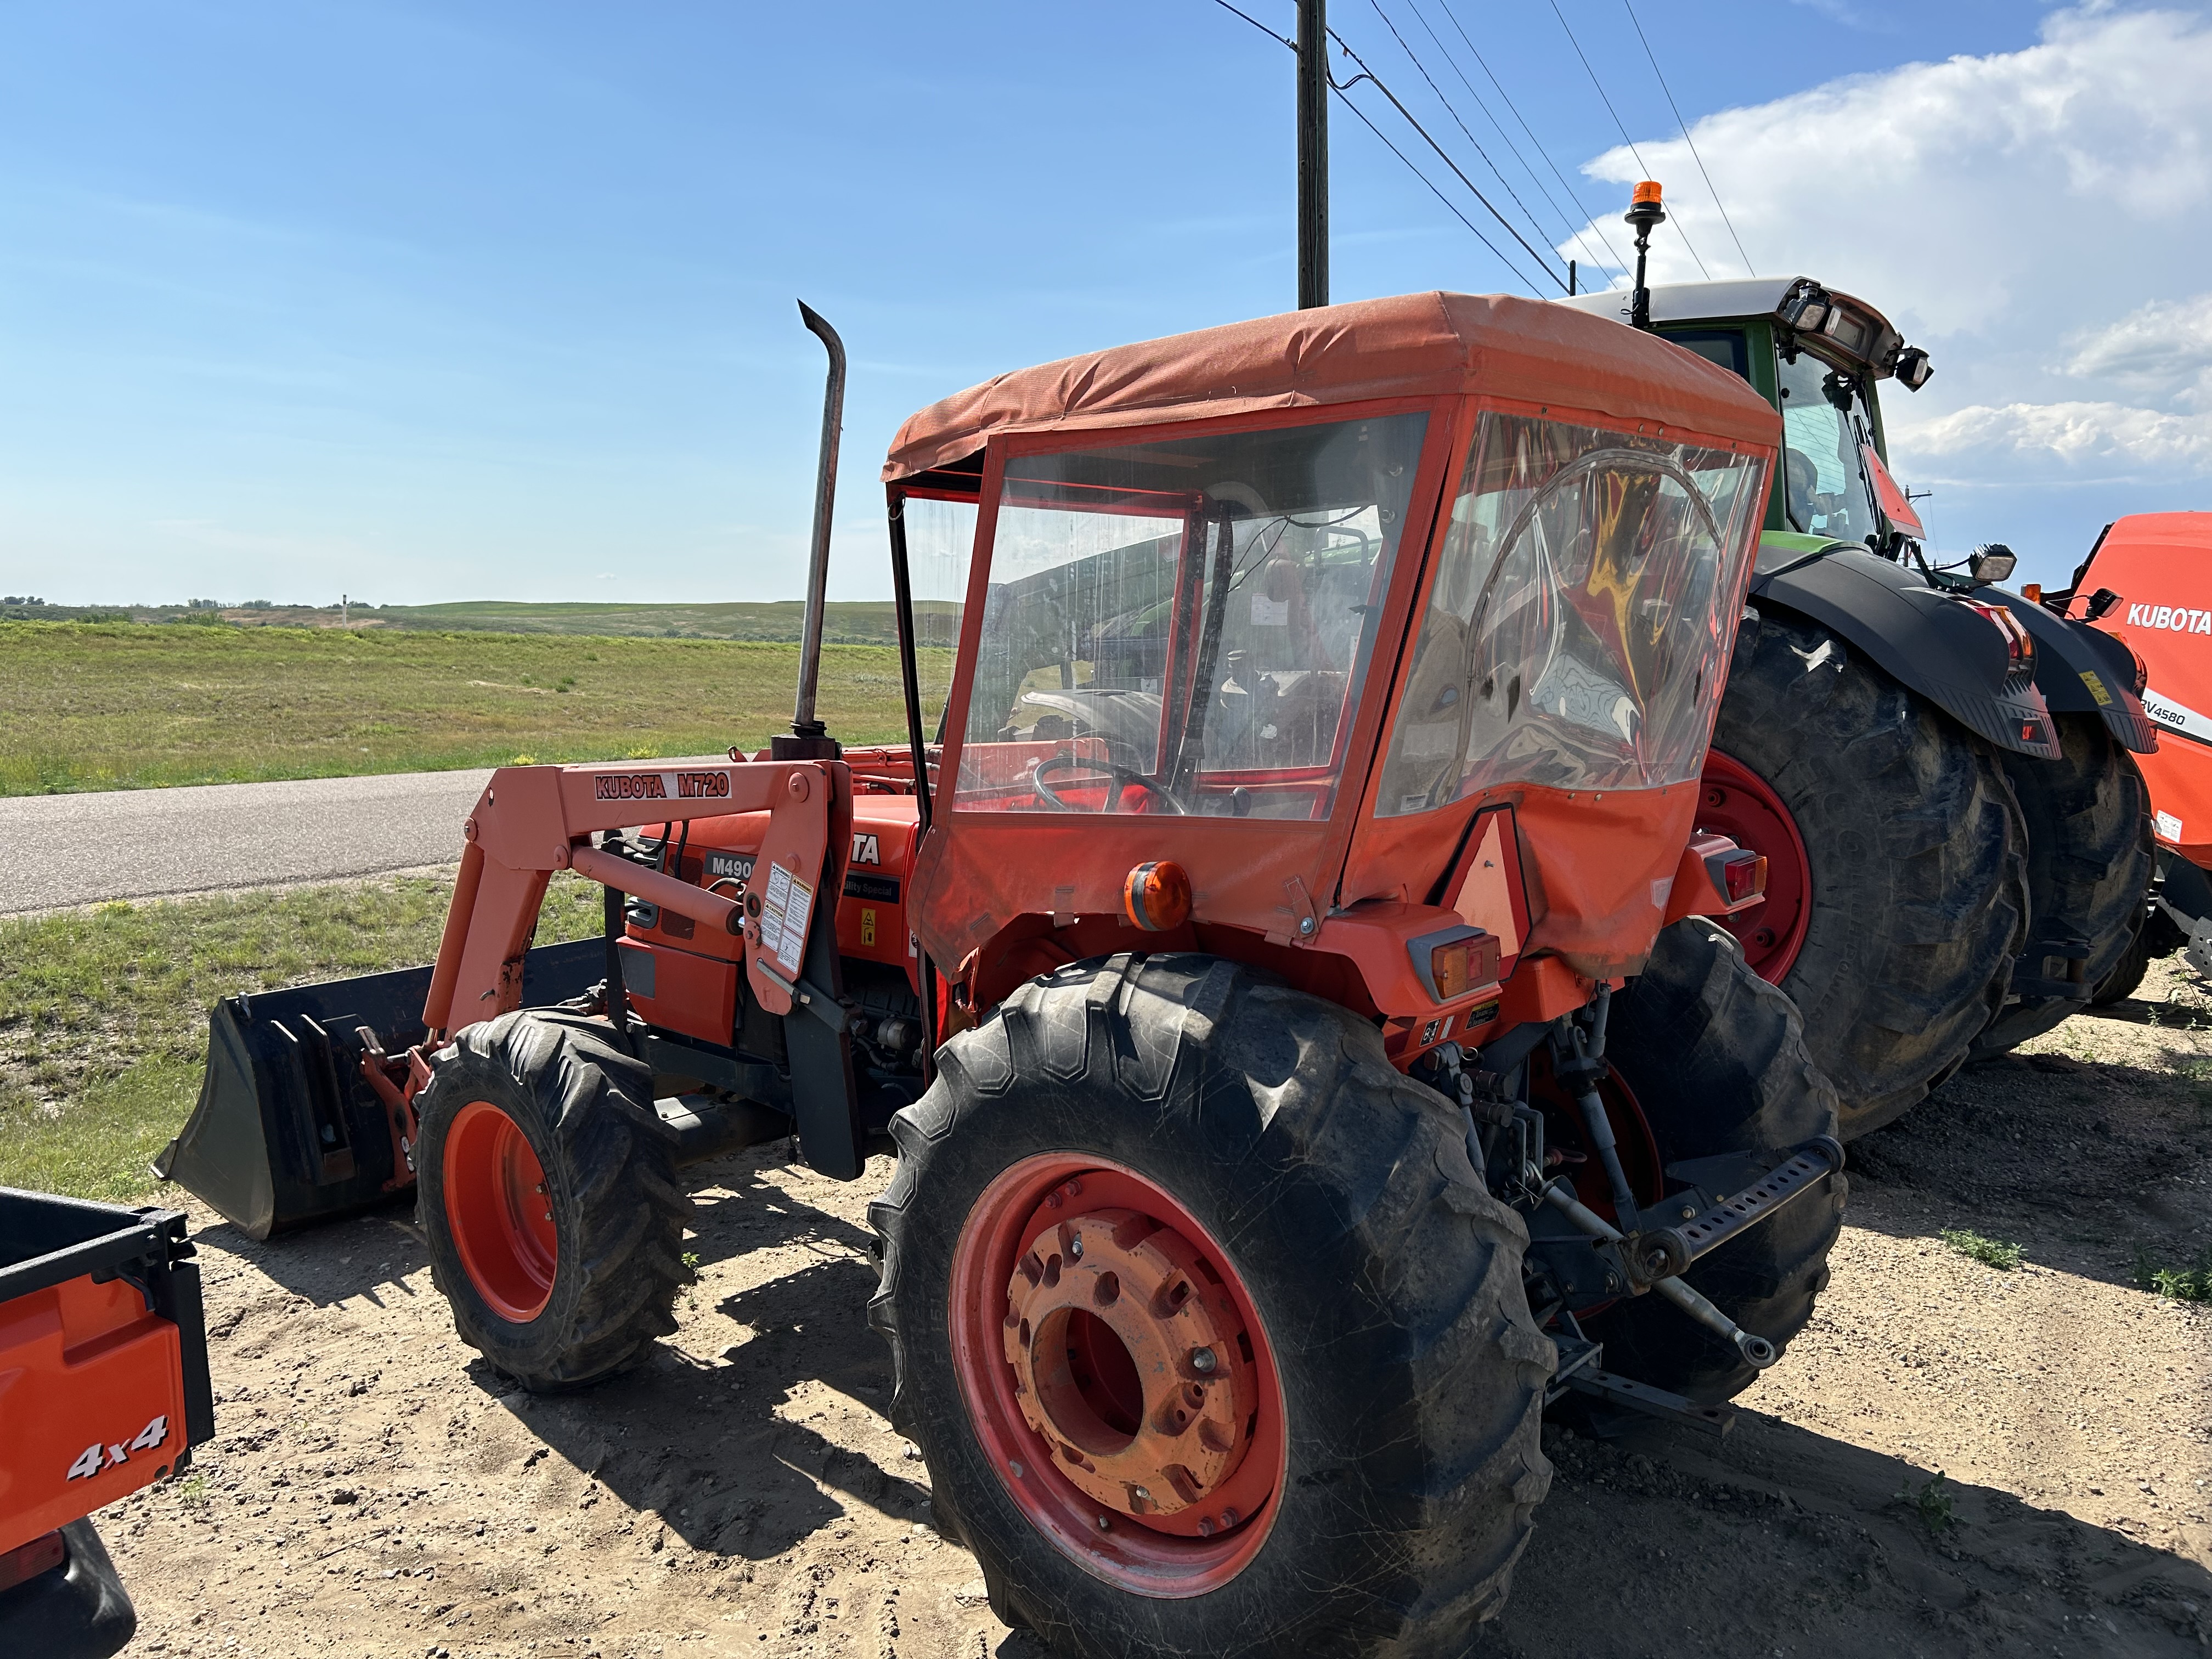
left=162, top=294, right=1847, bottom=1651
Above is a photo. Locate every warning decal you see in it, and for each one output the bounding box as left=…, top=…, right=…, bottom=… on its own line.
left=777, top=874, right=814, bottom=973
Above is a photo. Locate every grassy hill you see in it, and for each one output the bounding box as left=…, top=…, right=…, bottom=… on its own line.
left=0, top=597, right=956, bottom=643
left=0, top=620, right=922, bottom=794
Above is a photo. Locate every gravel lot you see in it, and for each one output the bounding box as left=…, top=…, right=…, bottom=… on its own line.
left=99, top=965, right=2212, bottom=1658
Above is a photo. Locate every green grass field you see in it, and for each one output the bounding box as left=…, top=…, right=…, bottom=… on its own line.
left=0, top=620, right=923, bottom=794
left=0, top=873, right=604, bottom=1201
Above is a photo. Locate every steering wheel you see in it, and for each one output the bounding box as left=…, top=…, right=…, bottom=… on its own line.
left=1030, top=752, right=1187, bottom=815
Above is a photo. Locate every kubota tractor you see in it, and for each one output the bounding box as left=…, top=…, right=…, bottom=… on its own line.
left=1564, top=211, right=2156, bottom=1133
left=161, top=294, right=1849, bottom=1652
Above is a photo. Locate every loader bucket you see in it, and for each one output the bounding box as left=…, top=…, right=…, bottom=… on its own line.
left=153, top=937, right=605, bottom=1239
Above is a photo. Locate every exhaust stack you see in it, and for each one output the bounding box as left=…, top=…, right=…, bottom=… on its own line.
left=780, top=301, right=847, bottom=760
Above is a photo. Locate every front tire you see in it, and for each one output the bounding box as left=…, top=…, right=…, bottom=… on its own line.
left=416, top=1010, right=689, bottom=1391
left=1584, top=919, right=1846, bottom=1403
left=1706, top=612, right=2027, bottom=1136
left=870, top=954, right=1553, bottom=1657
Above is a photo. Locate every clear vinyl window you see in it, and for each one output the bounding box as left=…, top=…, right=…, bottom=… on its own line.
left=953, top=413, right=1428, bottom=818
left=899, top=492, right=979, bottom=741
left=1376, top=412, right=1767, bottom=815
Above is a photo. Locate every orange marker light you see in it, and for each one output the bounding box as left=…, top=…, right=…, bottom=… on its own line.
left=1431, top=939, right=1473, bottom=1000
left=1632, top=180, right=1663, bottom=206
left=1123, top=860, right=1193, bottom=932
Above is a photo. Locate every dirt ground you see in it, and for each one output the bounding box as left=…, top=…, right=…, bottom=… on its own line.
left=103, top=964, right=2211, bottom=1659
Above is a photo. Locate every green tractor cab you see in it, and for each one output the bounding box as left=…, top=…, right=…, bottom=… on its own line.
left=1562, top=274, right=2155, bottom=1133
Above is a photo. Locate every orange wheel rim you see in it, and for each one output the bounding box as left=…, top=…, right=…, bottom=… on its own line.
left=444, top=1100, right=558, bottom=1322
left=950, top=1154, right=1285, bottom=1597
left=1700, top=749, right=1814, bottom=984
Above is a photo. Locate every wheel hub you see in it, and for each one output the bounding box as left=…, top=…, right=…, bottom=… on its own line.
left=1002, top=1188, right=1258, bottom=1530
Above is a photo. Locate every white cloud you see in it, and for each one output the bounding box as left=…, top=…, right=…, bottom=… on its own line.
left=2064, top=291, right=2212, bottom=390
left=1897, top=399, right=2212, bottom=480
left=1559, top=6, right=2212, bottom=517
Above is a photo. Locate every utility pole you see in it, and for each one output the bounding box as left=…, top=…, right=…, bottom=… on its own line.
left=1297, top=0, right=1328, bottom=308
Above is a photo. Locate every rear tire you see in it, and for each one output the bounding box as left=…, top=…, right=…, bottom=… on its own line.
left=416, top=1010, right=689, bottom=1391
left=1583, top=919, right=1846, bottom=1403
left=870, top=954, right=1553, bottom=1657
left=1971, top=719, right=2153, bottom=1054
left=1707, top=611, right=2027, bottom=1136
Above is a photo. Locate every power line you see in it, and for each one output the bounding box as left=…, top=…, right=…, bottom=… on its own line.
left=1399, top=0, right=1614, bottom=275
left=1327, top=30, right=1569, bottom=290
left=1207, top=0, right=1291, bottom=48
left=1546, top=0, right=1710, bottom=278
left=1431, top=0, right=1629, bottom=272
left=1203, top=0, right=1561, bottom=293
left=1365, top=0, right=1565, bottom=276
left=1329, top=88, right=1549, bottom=292
left=1621, top=0, right=1754, bottom=275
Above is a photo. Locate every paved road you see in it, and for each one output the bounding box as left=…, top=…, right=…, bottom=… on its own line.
left=0, top=770, right=493, bottom=915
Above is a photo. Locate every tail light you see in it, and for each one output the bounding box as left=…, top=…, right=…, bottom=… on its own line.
left=1707, top=848, right=1767, bottom=906
left=1964, top=601, right=2036, bottom=687
left=1716, top=849, right=1769, bottom=902
left=0, top=1531, right=65, bottom=1595
left=1414, top=928, right=1502, bottom=1002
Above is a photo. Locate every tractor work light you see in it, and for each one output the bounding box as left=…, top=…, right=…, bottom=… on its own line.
left=1409, top=926, right=1502, bottom=1003
left=1969, top=545, right=2017, bottom=584
left=1780, top=285, right=1832, bottom=336
left=1894, top=346, right=1934, bottom=391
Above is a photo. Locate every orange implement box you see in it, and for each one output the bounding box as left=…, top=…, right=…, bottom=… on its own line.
left=0, top=1193, right=214, bottom=1558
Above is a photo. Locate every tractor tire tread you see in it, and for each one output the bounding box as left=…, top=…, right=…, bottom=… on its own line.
left=1713, top=612, right=2027, bottom=1136
left=416, top=1009, right=686, bottom=1392
left=869, top=953, right=1549, bottom=1659
left=1586, top=918, right=1846, bottom=1402
left=1971, top=719, right=2153, bottom=1056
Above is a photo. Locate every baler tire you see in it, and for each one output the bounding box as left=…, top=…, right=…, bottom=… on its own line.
left=1584, top=918, right=1846, bottom=1404
left=1971, top=720, right=2153, bottom=1054
left=415, top=1009, right=689, bottom=1392
left=868, top=953, right=1553, bottom=1657
left=1709, top=612, right=2027, bottom=1137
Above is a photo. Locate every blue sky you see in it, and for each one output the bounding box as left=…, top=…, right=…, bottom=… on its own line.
left=1, top=1, right=2203, bottom=604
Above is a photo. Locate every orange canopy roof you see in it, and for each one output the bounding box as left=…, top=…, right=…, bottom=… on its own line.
left=884, top=291, right=1780, bottom=481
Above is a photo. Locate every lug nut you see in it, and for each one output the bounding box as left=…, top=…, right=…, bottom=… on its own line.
left=1190, top=1346, right=1217, bottom=1374
left=1068, top=1234, right=1084, bottom=1261
left=1094, top=1515, right=1111, bottom=1532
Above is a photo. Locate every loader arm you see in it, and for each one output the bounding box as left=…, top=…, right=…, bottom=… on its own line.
left=425, top=758, right=844, bottom=1036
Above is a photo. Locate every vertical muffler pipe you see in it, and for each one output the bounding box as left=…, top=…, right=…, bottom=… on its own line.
left=780, top=301, right=846, bottom=760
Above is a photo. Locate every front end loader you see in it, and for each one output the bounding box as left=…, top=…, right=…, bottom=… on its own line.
left=1564, top=200, right=2156, bottom=1132
left=161, top=292, right=1850, bottom=1653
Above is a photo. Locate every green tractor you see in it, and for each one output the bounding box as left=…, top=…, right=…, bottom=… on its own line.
left=1563, top=270, right=2157, bottom=1136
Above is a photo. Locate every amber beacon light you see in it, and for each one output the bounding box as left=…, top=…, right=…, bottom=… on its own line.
left=1123, top=860, right=1193, bottom=932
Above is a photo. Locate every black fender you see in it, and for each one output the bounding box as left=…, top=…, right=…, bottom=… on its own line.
left=1969, top=586, right=2158, bottom=754
left=1747, top=541, right=2062, bottom=759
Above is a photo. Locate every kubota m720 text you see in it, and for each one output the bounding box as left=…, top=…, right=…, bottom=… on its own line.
left=163, top=294, right=1847, bottom=1654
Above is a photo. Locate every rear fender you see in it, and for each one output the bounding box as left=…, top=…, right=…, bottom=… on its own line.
left=1748, top=541, right=2061, bottom=759
left=1972, top=587, right=2157, bottom=753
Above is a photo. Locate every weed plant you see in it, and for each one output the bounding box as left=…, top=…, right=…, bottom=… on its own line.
left=1940, top=1228, right=2024, bottom=1271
